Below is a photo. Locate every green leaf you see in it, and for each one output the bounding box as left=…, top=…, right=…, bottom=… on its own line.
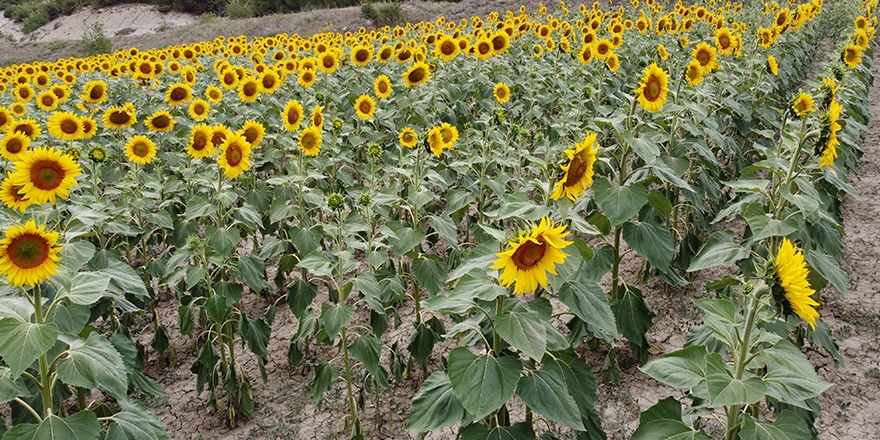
left=486, top=192, right=551, bottom=221
left=687, top=231, right=750, bottom=272
left=742, top=203, right=797, bottom=240
left=48, top=303, right=90, bottom=335
left=59, top=241, right=95, bottom=273
left=593, top=179, right=649, bottom=227
left=517, top=368, right=584, bottom=430
left=631, top=397, right=712, bottom=440
left=495, top=304, right=547, bottom=361
left=60, top=272, right=110, bottom=306
left=428, top=214, right=459, bottom=247
left=406, top=371, right=465, bottom=432
left=544, top=356, right=605, bottom=438
left=739, top=410, right=811, bottom=440
left=621, top=130, right=660, bottom=162
left=205, top=226, right=239, bottom=259
left=807, top=320, right=843, bottom=366
left=296, top=251, right=334, bottom=277
left=310, top=363, right=338, bottom=407
left=423, top=271, right=493, bottom=315
left=647, top=190, right=673, bottom=218
left=461, top=422, right=535, bottom=440
left=611, top=288, right=655, bottom=349
left=348, top=334, right=384, bottom=385
left=3, top=412, right=100, bottom=440
left=448, top=347, right=522, bottom=420
left=388, top=227, right=426, bottom=257
left=286, top=279, right=317, bottom=318
left=183, top=195, right=214, bottom=221
left=408, top=321, right=441, bottom=365
left=640, top=346, right=707, bottom=389
left=105, top=399, right=169, bottom=440
left=705, top=353, right=766, bottom=406
left=622, top=221, right=675, bottom=271
left=412, top=255, right=448, bottom=296
left=0, top=297, right=33, bottom=322
left=56, top=333, right=128, bottom=399
left=0, top=319, right=58, bottom=377
left=239, top=315, right=271, bottom=361
left=99, top=259, right=150, bottom=300
left=0, top=367, right=22, bottom=405
left=234, top=254, right=270, bottom=293
left=804, top=250, right=848, bottom=295
left=758, top=340, right=832, bottom=408
left=558, top=281, right=617, bottom=344
left=319, top=303, right=354, bottom=340
left=693, top=298, right=739, bottom=348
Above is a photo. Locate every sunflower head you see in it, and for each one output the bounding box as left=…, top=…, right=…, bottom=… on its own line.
left=88, top=145, right=107, bottom=163
left=399, top=127, right=418, bottom=148
left=551, top=132, right=599, bottom=202
left=772, top=238, right=819, bottom=329
left=125, top=135, right=157, bottom=165
left=494, top=82, right=511, bottom=104
left=282, top=100, right=304, bottom=132
left=0, top=220, right=62, bottom=286
left=299, top=126, right=323, bottom=157
left=636, top=62, right=669, bottom=112
left=0, top=131, right=31, bottom=161
left=238, top=120, right=266, bottom=148
left=218, top=133, right=252, bottom=179
left=403, top=62, right=431, bottom=87
left=791, top=92, right=815, bottom=118
left=0, top=173, right=32, bottom=213
left=490, top=217, right=573, bottom=295
left=145, top=110, right=176, bottom=133
left=767, top=54, right=779, bottom=76
left=10, top=146, right=81, bottom=205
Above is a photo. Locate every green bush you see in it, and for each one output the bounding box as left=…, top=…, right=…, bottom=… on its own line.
left=226, top=0, right=254, bottom=19
left=361, top=1, right=404, bottom=28
left=80, top=21, right=112, bottom=55
left=21, top=7, right=50, bottom=34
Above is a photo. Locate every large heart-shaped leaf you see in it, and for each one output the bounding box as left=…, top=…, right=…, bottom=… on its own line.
left=448, top=347, right=522, bottom=420
left=406, top=371, right=466, bottom=432
left=0, top=318, right=58, bottom=377
left=56, top=332, right=128, bottom=399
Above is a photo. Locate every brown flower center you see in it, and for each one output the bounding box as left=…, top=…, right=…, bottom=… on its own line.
left=511, top=238, right=547, bottom=270
left=30, top=160, right=64, bottom=190
left=109, top=110, right=131, bottom=125
left=61, top=119, right=78, bottom=134
left=226, top=144, right=243, bottom=166
left=89, top=86, right=104, bottom=100
left=408, top=67, right=425, bottom=83
left=170, top=87, right=188, bottom=101
left=6, top=234, right=50, bottom=269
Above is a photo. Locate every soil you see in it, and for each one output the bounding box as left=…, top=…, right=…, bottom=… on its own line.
left=3, top=1, right=879, bottom=439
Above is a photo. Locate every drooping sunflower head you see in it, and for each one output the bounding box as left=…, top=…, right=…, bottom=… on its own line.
left=125, top=135, right=157, bottom=165
left=399, top=127, right=418, bottom=148
left=772, top=238, right=819, bottom=329
left=88, top=145, right=107, bottom=163
left=0, top=131, right=31, bottom=161
left=818, top=99, right=843, bottom=168
left=218, top=133, right=253, bottom=179
left=238, top=120, right=266, bottom=148
left=657, top=44, right=669, bottom=60
left=491, top=216, right=573, bottom=295
left=791, top=92, right=814, bottom=118
left=311, top=105, right=324, bottom=128
left=298, top=125, right=323, bottom=157
left=427, top=126, right=445, bottom=157
left=0, top=220, right=62, bottom=286
left=47, top=111, right=83, bottom=141
left=604, top=52, right=620, bottom=72
left=355, top=94, right=376, bottom=120
left=551, top=132, right=599, bottom=202
left=187, top=124, right=215, bottom=159
left=767, top=54, right=779, bottom=76
left=636, top=62, right=669, bottom=112
left=10, top=146, right=81, bottom=205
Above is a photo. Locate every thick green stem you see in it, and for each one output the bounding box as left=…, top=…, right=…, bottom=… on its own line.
left=493, top=295, right=505, bottom=357
left=611, top=225, right=623, bottom=302
left=340, top=327, right=360, bottom=435
left=725, top=293, right=762, bottom=440
left=33, top=286, right=53, bottom=418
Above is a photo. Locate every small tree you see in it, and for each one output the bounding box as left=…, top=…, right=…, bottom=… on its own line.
left=80, top=22, right=112, bottom=56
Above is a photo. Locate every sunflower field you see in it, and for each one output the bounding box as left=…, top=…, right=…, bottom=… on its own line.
left=0, top=0, right=874, bottom=437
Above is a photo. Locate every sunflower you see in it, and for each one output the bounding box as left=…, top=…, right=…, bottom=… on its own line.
left=13, top=84, right=34, bottom=102
left=0, top=131, right=30, bottom=161
left=50, top=84, right=69, bottom=102
left=81, top=80, right=107, bottom=104
left=165, top=82, right=193, bottom=106
left=579, top=45, right=593, bottom=65
left=403, top=62, right=431, bottom=87
left=47, top=111, right=83, bottom=141
left=490, top=32, right=510, bottom=55
left=0, top=108, right=10, bottom=132
left=9, top=103, right=26, bottom=118
left=819, top=100, right=842, bottom=168
left=102, top=105, right=136, bottom=129
left=36, top=90, right=59, bottom=112
left=318, top=51, right=340, bottom=74
left=0, top=173, right=31, bottom=213
left=374, top=75, right=392, bottom=99
left=217, top=133, right=252, bottom=179
left=434, top=35, right=460, bottom=62
left=494, top=82, right=511, bottom=104
left=427, top=127, right=445, bottom=157
left=635, top=62, right=669, bottom=113
left=679, top=37, right=689, bottom=48
left=310, top=105, right=324, bottom=129
left=298, top=125, right=323, bottom=157
left=186, top=124, right=216, bottom=159
left=551, top=132, right=599, bottom=202
left=351, top=44, right=373, bottom=66
left=767, top=54, right=779, bottom=76
left=438, top=122, right=459, bottom=150
left=491, top=216, right=573, bottom=295
left=399, top=127, right=418, bottom=148
left=259, top=69, right=282, bottom=94
left=773, top=238, right=819, bottom=329
left=238, top=120, right=266, bottom=148
left=145, top=110, right=176, bottom=133
left=714, top=27, right=735, bottom=54
left=237, top=76, right=261, bottom=103
left=125, top=135, right=157, bottom=165
left=604, top=52, right=620, bottom=72
left=692, top=42, right=719, bottom=73
left=0, top=220, right=62, bottom=286
left=298, top=68, right=317, bottom=88
left=10, top=146, right=81, bottom=205
left=211, top=124, right=232, bottom=148
left=474, top=36, right=494, bottom=60
left=188, top=99, right=210, bottom=121
left=219, top=69, right=239, bottom=90
left=791, top=92, right=814, bottom=118
left=79, top=116, right=98, bottom=140
left=355, top=95, right=376, bottom=120
left=206, top=85, right=223, bottom=103
left=282, top=100, right=304, bottom=132
left=87, top=145, right=106, bottom=163
left=657, top=44, right=669, bottom=60
left=843, top=44, right=862, bottom=69
left=594, top=38, right=613, bottom=59
left=10, top=118, right=41, bottom=141
left=685, top=59, right=704, bottom=86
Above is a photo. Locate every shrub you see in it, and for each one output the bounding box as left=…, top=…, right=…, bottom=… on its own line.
left=226, top=0, right=254, bottom=19
left=361, top=1, right=404, bottom=28
left=21, top=7, right=50, bottom=34
left=80, top=21, right=112, bottom=56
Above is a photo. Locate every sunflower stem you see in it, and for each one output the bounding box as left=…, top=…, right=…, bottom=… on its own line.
left=493, top=295, right=504, bottom=357
left=725, top=291, right=763, bottom=440
left=32, top=285, right=53, bottom=418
